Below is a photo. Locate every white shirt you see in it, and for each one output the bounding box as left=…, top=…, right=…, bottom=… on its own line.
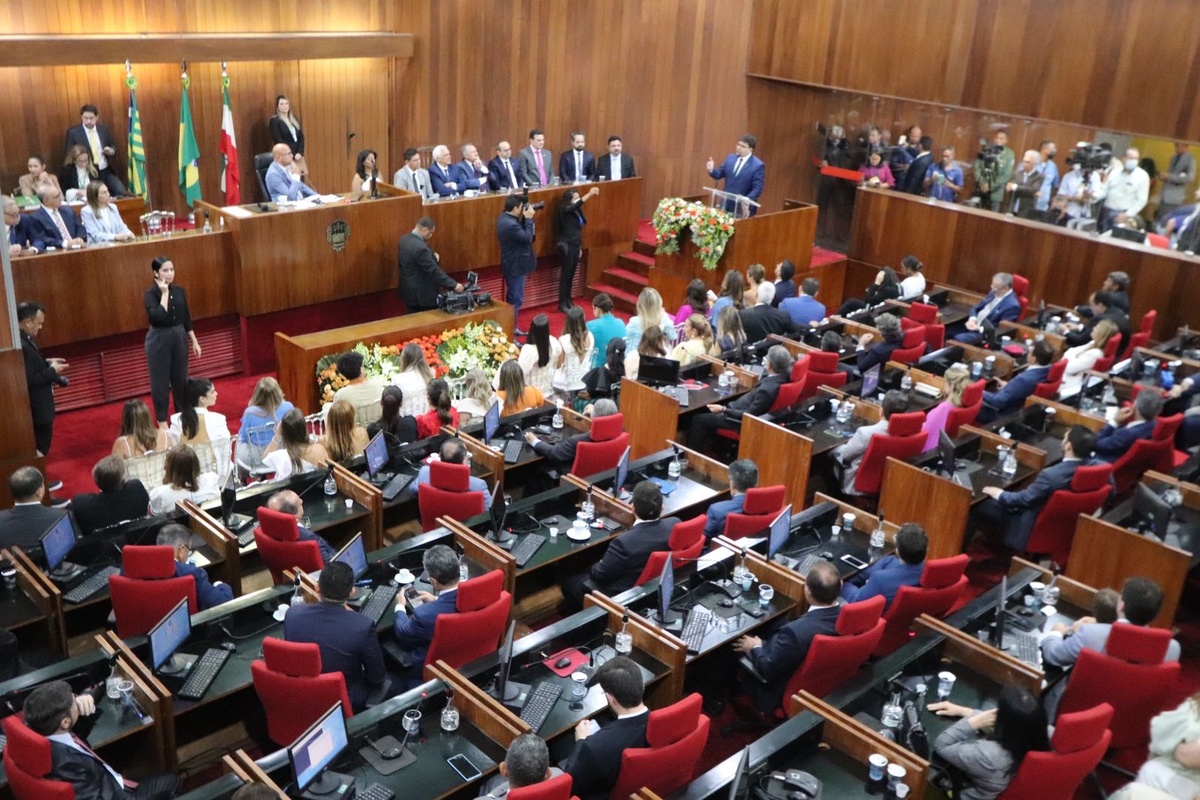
left=1103, top=166, right=1150, bottom=216
left=169, top=408, right=230, bottom=443
left=149, top=474, right=220, bottom=514
left=609, top=154, right=622, bottom=181
left=501, top=158, right=518, bottom=187
left=1061, top=343, right=1104, bottom=393
left=899, top=273, right=926, bottom=301
left=262, top=449, right=318, bottom=480
left=1056, top=168, right=1104, bottom=219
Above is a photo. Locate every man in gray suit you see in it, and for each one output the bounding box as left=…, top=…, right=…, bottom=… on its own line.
left=518, top=128, right=555, bottom=188
left=393, top=147, right=434, bottom=202
left=1157, top=142, right=1197, bottom=222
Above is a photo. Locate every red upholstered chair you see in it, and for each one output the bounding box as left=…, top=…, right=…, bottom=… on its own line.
left=1092, top=335, right=1121, bottom=374
left=2, top=715, right=75, bottom=800
left=251, top=637, right=353, bottom=746
left=1056, top=624, right=1179, bottom=751
left=770, top=380, right=806, bottom=413
left=1139, top=309, right=1157, bottom=334
left=1146, top=233, right=1170, bottom=248
left=636, top=516, right=707, bottom=586
left=508, top=773, right=578, bottom=800
left=778, top=596, right=887, bottom=716
left=1012, top=274, right=1031, bottom=318
left=891, top=325, right=927, bottom=365
left=109, top=545, right=198, bottom=638
left=1111, top=414, right=1183, bottom=495
left=610, top=693, right=710, bottom=800
left=853, top=411, right=927, bottom=496
left=1121, top=330, right=1151, bottom=361
left=997, top=703, right=1114, bottom=800
left=907, top=302, right=939, bottom=325
left=1033, top=359, right=1068, bottom=399
left=723, top=486, right=787, bottom=539
left=798, top=351, right=849, bottom=400
left=945, top=379, right=986, bottom=437
left=1024, top=464, right=1113, bottom=566
left=425, top=569, right=511, bottom=671
left=570, top=413, right=630, bottom=479
left=419, top=461, right=486, bottom=531
left=790, top=356, right=809, bottom=385
left=255, top=506, right=324, bottom=585
left=874, top=554, right=969, bottom=656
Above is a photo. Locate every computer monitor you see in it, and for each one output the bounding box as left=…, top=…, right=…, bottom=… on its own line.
left=148, top=597, right=191, bottom=674
left=938, top=430, right=958, bottom=477
left=981, top=318, right=1000, bottom=349
left=491, top=620, right=531, bottom=707
left=639, top=355, right=681, bottom=388
left=861, top=364, right=881, bottom=397
left=288, top=701, right=351, bottom=795
left=988, top=575, right=1008, bottom=649
left=484, top=401, right=501, bottom=442
left=1111, top=226, right=1147, bottom=245
left=40, top=514, right=77, bottom=574
left=220, top=472, right=237, bottom=525
left=1035, top=301, right=1049, bottom=330
left=364, top=432, right=388, bottom=479
left=657, top=557, right=681, bottom=627
left=1133, top=483, right=1173, bottom=540
left=917, top=345, right=965, bottom=374
left=767, top=504, right=793, bottom=558
left=489, top=483, right=512, bottom=545
left=727, top=747, right=751, bottom=800
left=333, top=532, right=368, bottom=580
left=615, top=446, right=631, bottom=498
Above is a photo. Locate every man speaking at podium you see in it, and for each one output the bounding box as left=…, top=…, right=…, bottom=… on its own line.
left=706, top=134, right=765, bottom=216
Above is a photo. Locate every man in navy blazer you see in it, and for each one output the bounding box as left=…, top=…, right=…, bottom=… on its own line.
left=780, top=277, right=826, bottom=326
left=564, top=656, right=650, bottom=800
left=558, top=132, right=597, bottom=183
left=29, top=186, right=86, bottom=249
left=1095, top=389, right=1161, bottom=462
left=976, top=340, right=1055, bottom=423
left=264, top=144, right=315, bottom=202
left=953, top=272, right=1022, bottom=344
left=690, top=346, right=794, bottom=454
left=706, top=134, right=765, bottom=216
left=428, top=145, right=462, bottom=196
left=451, top=143, right=490, bottom=192
left=497, top=194, right=537, bottom=333
left=392, top=544, right=460, bottom=670
left=842, top=523, right=927, bottom=609
left=284, top=561, right=387, bottom=711
left=157, top=524, right=232, bottom=611
left=704, top=459, right=759, bottom=538
left=5, top=196, right=44, bottom=255
left=487, top=141, right=526, bottom=192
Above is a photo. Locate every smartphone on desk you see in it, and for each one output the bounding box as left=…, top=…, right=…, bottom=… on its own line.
left=448, top=753, right=482, bottom=781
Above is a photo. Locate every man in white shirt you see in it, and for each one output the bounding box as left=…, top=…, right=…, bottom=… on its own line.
left=1054, top=161, right=1105, bottom=227
left=1099, top=148, right=1150, bottom=233
left=601, top=136, right=636, bottom=181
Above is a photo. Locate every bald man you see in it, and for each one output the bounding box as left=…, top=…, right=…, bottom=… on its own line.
left=266, top=489, right=335, bottom=564
left=264, top=143, right=315, bottom=202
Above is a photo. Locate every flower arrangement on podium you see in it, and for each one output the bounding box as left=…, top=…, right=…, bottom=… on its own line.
left=316, top=321, right=518, bottom=403
left=650, top=197, right=736, bottom=271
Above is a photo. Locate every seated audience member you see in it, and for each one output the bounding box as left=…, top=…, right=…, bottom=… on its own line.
left=148, top=445, right=219, bottom=515
left=322, top=399, right=370, bottom=462
left=928, top=685, right=1050, bottom=800
left=477, top=733, right=564, bottom=799
left=238, top=376, right=295, bottom=448
left=556, top=306, right=596, bottom=390
left=368, top=385, right=420, bottom=451
left=1091, top=587, right=1120, bottom=624
left=1076, top=271, right=1131, bottom=317
left=71, top=456, right=150, bottom=536
left=263, top=408, right=330, bottom=479
left=17, top=155, right=60, bottom=198
left=1063, top=291, right=1131, bottom=353
left=29, top=185, right=86, bottom=249
left=170, top=377, right=230, bottom=445
left=973, top=425, right=1096, bottom=551
left=624, top=287, right=678, bottom=352
left=519, top=314, right=563, bottom=397
left=112, top=398, right=170, bottom=458
left=452, top=369, right=496, bottom=422
left=953, top=272, right=1021, bottom=344
left=704, top=459, right=759, bottom=539
left=4, top=195, right=42, bottom=255
left=265, top=143, right=315, bottom=201
left=59, top=144, right=98, bottom=202
left=833, top=391, right=909, bottom=495
left=772, top=259, right=797, bottom=307
left=780, top=277, right=826, bottom=327
left=625, top=325, right=669, bottom=381
left=586, top=293, right=627, bottom=369
left=564, top=656, right=650, bottom=800
left=842, top=523, right=927, bottom=608
left=393, top=147, right=435, bottom=201
left=714, top=305, right=748, bottom=357
left=155, top=523, right=232, bottom=610
left=739, top=284, right=795, bottom=342
left=710, top=270, right=745, bottom=322
left=232, top=785, right=279, bottom=800
left=743, top=263, right=767, bottom=308
left=283, top=560, right=387, bottom=711
left=838, top=267, right=901, bottom=316
left=562, top=481, right=680, bottom=610
left=80, top=180, right=135, bottom=243
left=732, top=560, right=843, bottom=712
left=1094, top=389, right=1162, bottom=462
left=416, top=378, right=459, bottom=439
left=898, top=255, right=926, bottom=301
left=329, top=351, right=385, bottom=410
left=428, top=145, right=462, bottom=196
left=395, top=342, right=435, bottom=416
left=457, top=143, right=495, bottom=192
left=266, top=489, right=335, bottom=564
left=580, top=338, right=626, bottom=404
left=402, top=437, right=491, bottom=507
left=854, top=312, right=905, bottom=375
left=351, top=148, right=378, bottom=194
left=690, top=345, right=794, bottom=453
left=1061, top=319, right=1120, bottom=393
left=976, top=340, right=1055, bottom=423
left=670, top=314, right=717, bottom=365
left=22, top=680, right=182, bottom=799
left=496, top=358, right=546, bottom=414
left=0, top=467, right=67, bottom=553
left=525, top=399, right=619, bottom=475
left=673, top=278, right=711, bottom=327
left=1125, top=695, right=1200, bottom=798
left=392, top=544, right=461, bottom=671
left=922, top=364, right=972, bottom=451
left=859, top=149, right=895, bottom=187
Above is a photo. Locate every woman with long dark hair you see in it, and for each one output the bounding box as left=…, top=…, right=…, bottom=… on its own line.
left=171, top=378, right=229, bottom=445
left=496, top=359, right=545, bottom=414
left=710, top=270, right=745, bottom=321
left=148, top=444, right=220, bottom=513
left=416, top=378, right=459, bottom=439
left=112, top=399, right=170, bottom=458
left=555, top=186, right=600, bottom=311
left=554, top=306, right=595, bottom=392
left=351, top=149, right=378, bottom=194
left=144, top=257, right=201, bottom=426
left=264, top=409, right=329, bottom=479
left=322, top=399, right=369, bottom=461
left=838, top=266, right=901, bottom=315
left=518, top=313, right=561, bottom=396
left=368, top=385, right=419, bottom=446
left=673, top=278, right=711, bottom=327
left=268, top=95, right=306, bottom=175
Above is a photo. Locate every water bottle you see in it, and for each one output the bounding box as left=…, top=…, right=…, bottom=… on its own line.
left=201, top=214, right=212, bottom=234
left=1002, top=446, right=1018, bottom=478
left=615, top=612, right=633, bottom=655
left=323, top=469, right=338, bottom=497
left=552, top=399, right=564, bottom=430
left=900, top=367, right=913, bottom=392
left=717, top=364, right=731, bottom=394
left=290, top=576, right=305, bottom=607
left=581, top=490, right=595, bottom=521
left=667, top=452, right=681, bottom=479
left=881, top=692, right=903, bottom=729
left=440, top=688, right=460, bottom=732
left=835, top=399, right=852, bottom=434
left=870, top=513, right=886, bottom=558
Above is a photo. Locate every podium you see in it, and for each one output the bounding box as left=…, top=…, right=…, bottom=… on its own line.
left=700, top=186, right=760, bottom=219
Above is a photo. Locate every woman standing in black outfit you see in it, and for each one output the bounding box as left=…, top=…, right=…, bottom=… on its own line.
left=555, top=186, right=600, bottom=312
left=144, top=257, right=201, bottom=427
left=268, top=95, right=306, bottom=178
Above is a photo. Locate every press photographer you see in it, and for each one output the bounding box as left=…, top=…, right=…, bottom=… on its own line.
left=973, top=129, right=1015, bottom=210
left=1051, top=142, right=1109, bottom=227
left=398, top=216, right=463, bottom=314
left=497, top=194, right=538, bottom=336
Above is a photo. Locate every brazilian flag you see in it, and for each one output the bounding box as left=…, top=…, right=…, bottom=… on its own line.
left=178, top=74, right=201, bottom=207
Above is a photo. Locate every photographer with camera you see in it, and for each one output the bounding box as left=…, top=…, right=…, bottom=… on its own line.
left=1099, top=148, right=1149, bottom=233
left=398, top=217, right=462, bottom=314
left=498, top=194, right=538, bottom=336
left=973, top=129, right=1015, bottom=211
left=18, top=301, right=68, bottom=488
left=1053, top=142, right=1108, bottom=227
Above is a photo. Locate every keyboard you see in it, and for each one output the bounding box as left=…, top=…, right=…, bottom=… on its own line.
left=360, top=585, right=399, bottom=625
left=511, top=534, right=547, bottom=568
left=679, top=607, right=714, bottom=654
left=62, top=566, right=120, bottom=604
left=237, top=526, right=257, bottom=549
left=491, top=438, right=525, bottom=464
left=357, top=784, right=396, bottom=800
left=1009, top=631, right=1042, bottom=666
left=519, top=681, right=563, bottom=733
left=177, top=648, right=231, bottom=700
left=381, top=472, right=416, bottom=502
left=793, top=553, right=823, bottom=576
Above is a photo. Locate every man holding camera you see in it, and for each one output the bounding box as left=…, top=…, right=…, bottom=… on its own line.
left=19, top=302, right=68, bottom=486
left=973, top=129, right=1015, bottom=211
left=398, top=217, right=462, bottom=314
left=497, top=195, right=537, bottom=335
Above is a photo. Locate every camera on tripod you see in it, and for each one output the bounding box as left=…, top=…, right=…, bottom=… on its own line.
left=1066, top=142, right=1112, bottom=173
left=437, top=271, right=492, bottom=314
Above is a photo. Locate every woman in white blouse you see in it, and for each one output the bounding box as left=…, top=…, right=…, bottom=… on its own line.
left=454, top=368, right=496, bottom=421
left=1061, top=319, right=1119, bottom=394
left=394, top=342, right=435, bottom=416
left=148, top=444, right=220, bottom=514
left=170, top=378, right=231, bottom=445
left=263, top=408, right=329, bottom=479
left=898, top=255, right=927, bottom=301
left=553, top=307, right=595, bottom=392
left=518, top=314, right=563, bottom=397
left=80, top=181, right=134, bottom=243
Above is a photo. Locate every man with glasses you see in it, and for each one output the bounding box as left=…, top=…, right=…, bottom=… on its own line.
left=4, top=195, right=43, bottom=255
left=156, top=523, right=232, bottom=610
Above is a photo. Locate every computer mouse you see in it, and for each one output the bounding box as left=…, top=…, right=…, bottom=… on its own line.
left=219, top=641, right=237, bottom=652
left=719, top=598, right=735, bottom=608
left=554, top=656, right=573, bottom=669
left=818, top=551, right=835, bottom=560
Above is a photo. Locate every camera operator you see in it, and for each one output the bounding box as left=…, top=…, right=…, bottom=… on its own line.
left=498, top=194, right=538, bottom=336
left=18, top=301, right=68, bottom=482
left=973, top=129, right=1015, bottom=211
left=398, top=217, right=462, bottom=314
left=1052, top=142, right=1107, bottom=228
left=816, top=124, right=852, bottom=244
left=1098, top=148, right=1149, bottom=233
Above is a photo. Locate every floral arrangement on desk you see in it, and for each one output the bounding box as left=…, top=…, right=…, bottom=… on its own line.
left=651, top=197, right=736, bottom=271
left=316, top=320, right=519, bottom=403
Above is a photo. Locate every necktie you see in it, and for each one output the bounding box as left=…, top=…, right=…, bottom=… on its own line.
left=504, top=159, right=517, bottom=187
left=87, top=126, right=104, bottom=168
left=50, top=209, right=71, bottom=243
left=535, top=150, right=546, bottom=184
left=734, top=157, right=744, bottom=176
left=414, top=170, right=423, bottom=193
left=576, top=152, right=582, bottom=180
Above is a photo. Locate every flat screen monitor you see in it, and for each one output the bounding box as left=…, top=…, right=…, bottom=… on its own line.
left=288, top=702, right=350, bottom=794
left=220, top=471, right=238, bottom=525
left=989, top=575, right=1008, bottom=649
left=148, top=597, right=191, bottom=672
left=767, top=504, right=793, bottom=558
left=917, top=345, right=965, bottom=373
left=333, top=532, right=368, bottom=580
left=489, top=482, right=509, bottom=542
left=40, top=514, right=76, bottom=573
left=861, top=364, right=881, bottom=397
left=639, top=355, right=681, bottom=387
left=938, top=429, right=958, bottom=477
left=981, top=318, right=999, bottom=348
left=1111, top=226, right=1147, bottom=245
left=657, top=557, right=680, bottom=625
left=492, top=619, right=529, bottom=704
left=484, top=401, right=501, bottom=443
left=728, top=747, right=751, bottom=800
left=1133, top=483, right=1173, bottom=540
left=615, top=446, right=631, bottom=495
left=364, top=432, right=388, bottom=479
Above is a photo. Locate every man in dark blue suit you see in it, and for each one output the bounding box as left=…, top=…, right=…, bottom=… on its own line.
left=267, top=490, right=335, bottom=565
left=429, top=145, right=462, bottom=196
left=706, top=134, right=765, bottom=216
left=690, top=345, right=794, bottom=454
left=558, top=131, right=596, bottom=183
left=392, top=544, right=460, bottom=673
left=704, top=459, right=759, bottom=538
left=156, top=524, right=232, bottom=611
left=284, top=561, right=388, bottom=712
left=841, top=523, right=927, bottom=609
left=497, top=195, right=537, bottom=335
left=953, top=272, right=1022, bottom=344
left=973, top=426, right=1097, bottom=550
left=29, top=186, right=86, bottom=249
left=4, top=196, right=44, bottom=255
left=564, top=656, right=649, bottom=800
left=1095, top=389, right=1161, bottom=462
left=487, top=141, right=526, bottom=192
left=975, top=340, right=1055, bottom=423
left=451, top=143, right=490, bottom=192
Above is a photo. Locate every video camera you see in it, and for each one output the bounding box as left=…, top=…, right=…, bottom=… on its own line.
left=975, top=141, right=1004, bottom=166
left=437, top=271, right=492, bottom=314
left=1067, top=142, right=1112, bottom=173
left=521, top=188, right=545, bottom=211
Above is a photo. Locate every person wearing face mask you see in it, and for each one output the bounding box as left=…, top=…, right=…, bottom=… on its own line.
left=1034, top=140, right=1060, bottom=221
left=1053, top=145, right=1106, bottom=227
left=1099, top=148, right=1150, bottom=233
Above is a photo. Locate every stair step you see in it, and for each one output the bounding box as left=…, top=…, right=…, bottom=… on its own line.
left=621, top=250, right=655, bottom=268
left=586, top=284, right=638, bottom=314
left=615, top=252, right=651, bottom=278
left=602, top=267, right=649, bottom=296
left=632, top=239, right=657, bottom=258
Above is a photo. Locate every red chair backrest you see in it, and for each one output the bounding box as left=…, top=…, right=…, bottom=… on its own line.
left=901, top=325, right=926, bottom=348
left=2, top=716, right=75, bottom=800
left=635, top=517, right=706, bottom=586
left=807, top=351, right=841, bottom=374
left=854, top=412, right=927, bottom=495
left=1111, top=431, right=1175, bottom=495
left=723, top=486, right=787, bottom=539
left=611, top=693, right=710, bottom=800
left=945, top=378, right=987, bottom=436
left=891, top=342, right=926, bottom=365
left=782, top=596, right=886, bottom=711
left=1012, top=275, right=1030, bottom=317
left=508, top=773, right=578, bottom=800
left=109, top=545, right=199, bottom=638
left=770, top=381, right=806, bottom=413
left=251, top=637, right=353, bottom=747
left=1033, top=359, right=1068, bottom=399
left=1025, top=464, right=1113, bottom=565
left=1121, top=330, right=1150, bottom=361
left=426, top=570, right=512, bottom=670
left=997, top=703, right=1114, bottom=800
left=875, top=554, right=969, bottom=656
left=799, top=367, right=849, bottom=401
left=790, top=357, right=810, bottom=384
left=908, top=302, right=938, bottom=324
left=255, top=506, right=323, bottom=585
left=1154, top=413, right=1183, bottom=442
left=1057, top=625, right=1179, bottom=749
left=419, top=462, right=486, bottom=531
left=1140, top=309, right=1157, bottom=334
left=571, top=417, right=631, bottom=479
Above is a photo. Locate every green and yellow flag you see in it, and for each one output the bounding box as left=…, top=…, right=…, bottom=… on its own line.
left=178, top=71, right=201, bottom=207
left=126, top=68, right=148, bottom=203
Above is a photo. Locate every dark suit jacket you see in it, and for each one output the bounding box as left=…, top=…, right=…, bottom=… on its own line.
left=902, top=152, right=935, bottom=195
left=22, top=331, right=58, bottom=426
left=558, top=149, right=597, bottom=182
left=429, top=162, right=461, bottom=196
left=704, top=494, right=746, bottom=538
left=64, top=123, right=118, bottom=169
left=565, top=712, right=649, bottom=800
left=1001, top=168, right=1046, bottom=218
left=487, top=156, right=526, bottom=191
left=70, top=480, right=150, bottom=536
left=993, top=458, right=1084, bottom=549
left=298, top=526, right=335, bottom=565
left=48, top=738, right=128, bottom=800
left=746, top=605, right=841, bottom=711
left=267, top=116, right=305, bottom=156
left=725, top=373, right=786, bottom=422
left=841, top=555, right=924, bottom=609
left=29, top=205, right=86, bottom=248
left=597, top=152, right=636, bottom=180
left=1064, top=308, right=1132, bottom=353
left=739, top=305, right=798, bottom=343
left=855, top=340, right=900, bottom=376
left=1095, top=419, right=1156, bottom=462
left=8, top=214, right=44, bottom=252
left=969, top=290, right=1021, bottom=327
left=709, top=154, right=765, bottom=210
left=398, top=231, right=457, bottom=309
left=451, top=160, right=488, bottom=192
left=175, top=560, right=233, bottom=610
left=496, top=213, right=536, bottom=279
left=58, top=165, right=98, bottom=195
left=589, top=517, right=679, bottom=595
left=392, top=587, right=457, bottom=666
left=772, top=279, right=797, bottom=308
left=529, top=430, right=588, bottom=474
left=285, top=600, right=386, bottom=710
left=0, top=503, right=67, bottom=558
left=983, top=364, right=1049, bottom=415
